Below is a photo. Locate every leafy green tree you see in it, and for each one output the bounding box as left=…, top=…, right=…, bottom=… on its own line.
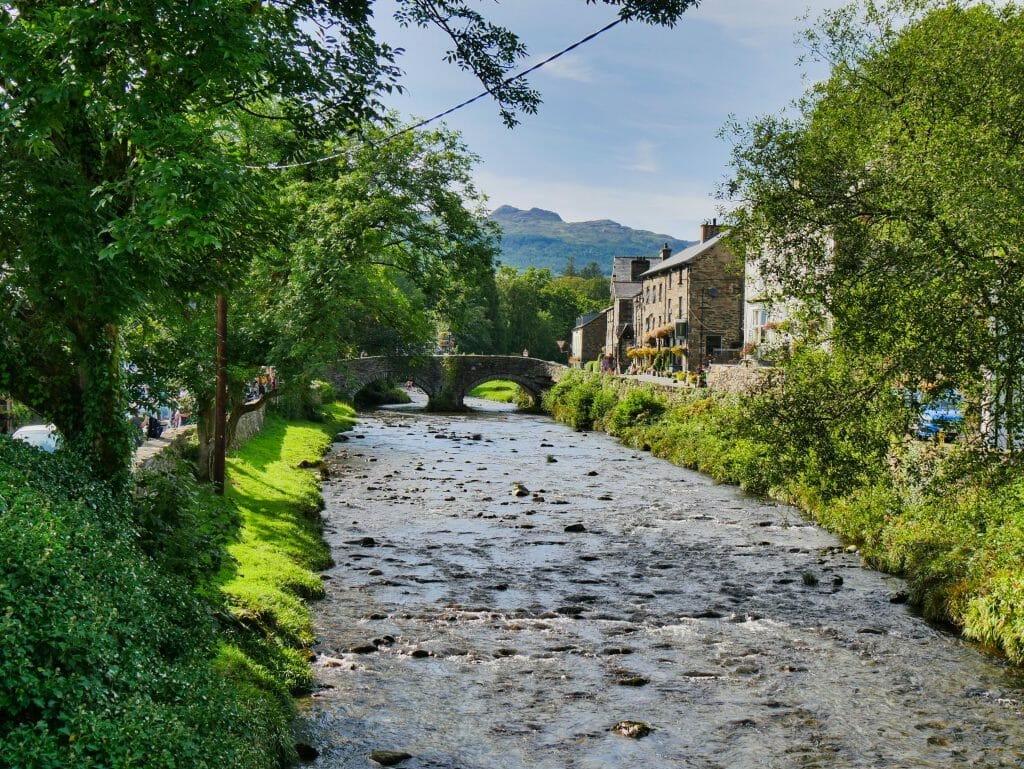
left=1, top=0, right=695, bottom=483
left=724, top=0, right=1024, bottom=447
left=125, top=122, right=498, bottom=476
left=493, top=267, right=608, bottom=359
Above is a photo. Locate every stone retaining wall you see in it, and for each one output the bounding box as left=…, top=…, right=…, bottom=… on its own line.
left=231, top=404, right=266, bottom=451
left=706, top=362, right=774, bottom=393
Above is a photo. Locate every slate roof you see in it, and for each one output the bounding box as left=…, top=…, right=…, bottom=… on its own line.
left=639, top=233, right=724, bottom=277
left=611, top=255, right=651, bottom=300
left=573, top=308, right=609, bottom=330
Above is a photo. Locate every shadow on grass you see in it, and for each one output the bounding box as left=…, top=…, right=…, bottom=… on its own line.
left=214, top=403, right=356, bottom=694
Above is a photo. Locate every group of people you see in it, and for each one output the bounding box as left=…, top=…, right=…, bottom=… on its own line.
left=244, top=368, right=278, bottom=403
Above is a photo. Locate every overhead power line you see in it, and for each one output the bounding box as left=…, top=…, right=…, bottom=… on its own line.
left=245, top=15, right=626, bottom=171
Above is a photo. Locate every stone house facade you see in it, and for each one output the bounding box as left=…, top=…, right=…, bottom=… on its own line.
left=632, top=222, right=745, bottom=373
left=571, top=307, right=611, bottom=367
left=606, top=254, right=656, bottom=372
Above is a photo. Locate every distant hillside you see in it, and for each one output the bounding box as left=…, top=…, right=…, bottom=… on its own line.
left=488, top=205, right=693, bottom=276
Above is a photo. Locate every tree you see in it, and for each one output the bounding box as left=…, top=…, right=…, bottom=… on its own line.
left=493, top=267, right=608, bottom=359
left=125, top=121, right=499, bottom=477
left=0, top=0, right=696, bottom=484
left=723, top=0, right=1024, bottom=448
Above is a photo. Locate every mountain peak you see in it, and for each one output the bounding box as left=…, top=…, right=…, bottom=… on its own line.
left=487, top=205, right=693, bottom=276
left=490, top=205, right=563, bottom=223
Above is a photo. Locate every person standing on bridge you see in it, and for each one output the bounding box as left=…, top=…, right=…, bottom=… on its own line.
left=522, top=348, right=529, bottom=357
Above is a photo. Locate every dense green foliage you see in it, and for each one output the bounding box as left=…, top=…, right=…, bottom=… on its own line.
left=491, top=266, right=609, bottom=360
left=468, top=380, right=520, bottom=403
left=488, top=205, right=691, bottom=275
left=1, top=0, right=696, bottom=483
left=0, top=402, right=354, bottom=767
left=724, top=0, right=1024, bottom=446
left=0, top=439, right=292, bottom=768
left=544, top=370, right=1024, bottom=663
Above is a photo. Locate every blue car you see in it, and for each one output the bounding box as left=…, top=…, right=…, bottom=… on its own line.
left=915, top=393, right=963, bottom=442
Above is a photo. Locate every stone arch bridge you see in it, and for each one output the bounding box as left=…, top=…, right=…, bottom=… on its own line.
left=328, top=355, right=568, bottom=411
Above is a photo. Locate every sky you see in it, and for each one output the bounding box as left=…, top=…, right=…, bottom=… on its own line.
left=371, top=0, right=848, bottom=240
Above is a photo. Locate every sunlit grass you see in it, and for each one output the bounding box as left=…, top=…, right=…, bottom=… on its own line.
left=469, top=379, right=519, bottom=402
left=217, top=402, right=355, bottom=691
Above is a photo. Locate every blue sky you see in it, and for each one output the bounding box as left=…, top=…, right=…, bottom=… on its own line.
left=371, top=1, right=846, bottom=240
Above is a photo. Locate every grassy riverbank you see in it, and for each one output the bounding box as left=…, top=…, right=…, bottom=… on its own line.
left=218, top=403, right=355, bottom=695
left=0, top=403, right=354, bottom=767
left=469, top=380, right=519, bottom=402
left=544, top=370, right=1024, bottom=664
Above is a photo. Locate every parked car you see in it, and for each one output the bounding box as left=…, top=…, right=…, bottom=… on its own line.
left=916, top=393, right=964, bottom=442
left=11, top=424, right=62, bottom=453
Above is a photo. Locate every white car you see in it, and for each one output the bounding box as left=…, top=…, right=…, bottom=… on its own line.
left=12, top=424, right=61, bottom=453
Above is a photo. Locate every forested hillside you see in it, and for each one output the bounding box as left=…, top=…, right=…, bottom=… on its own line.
left=489, top=205, right=692, bottom=275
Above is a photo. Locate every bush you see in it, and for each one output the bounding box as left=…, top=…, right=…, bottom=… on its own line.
left=607, top=388, right=666, bottom=435
left=353, top=379, right=411, bottom=408
left=133, top=463, right=240, bottom=592
left=0, top=438, right=292, bottom=768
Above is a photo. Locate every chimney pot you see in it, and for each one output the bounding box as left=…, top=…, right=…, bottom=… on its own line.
left=700, top=219, right=720, bottom=243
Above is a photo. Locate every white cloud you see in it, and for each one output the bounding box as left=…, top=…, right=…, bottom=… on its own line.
left=693, top=0, right=848, bottom=43
left=537, top=53, right=596, bottom=83
left=623, top=140, right=659, bottom=174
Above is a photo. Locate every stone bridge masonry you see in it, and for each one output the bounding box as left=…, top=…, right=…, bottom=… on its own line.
left=328, top=355, right=568, bottom=411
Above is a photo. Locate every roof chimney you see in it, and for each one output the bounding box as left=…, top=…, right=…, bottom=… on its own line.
left=700, top=217, right=720, bottom=243
left=659, top=243, right=672, bottom=261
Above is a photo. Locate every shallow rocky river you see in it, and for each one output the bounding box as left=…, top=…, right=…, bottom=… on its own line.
left=296, top=397, right=1024, bottom=768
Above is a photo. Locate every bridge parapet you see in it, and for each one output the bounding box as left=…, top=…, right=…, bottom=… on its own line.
left=328, top=355, right=567, bottom=411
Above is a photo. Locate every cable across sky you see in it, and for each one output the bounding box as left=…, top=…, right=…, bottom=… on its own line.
left=245, top=13, right=627, bottom=171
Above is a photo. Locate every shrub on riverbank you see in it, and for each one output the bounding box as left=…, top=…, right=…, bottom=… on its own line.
left=0, top=440, right=286, bottom=767
left=543, top=369, right=1024, bottom=664
left=0, top=403, right=354, bottom=767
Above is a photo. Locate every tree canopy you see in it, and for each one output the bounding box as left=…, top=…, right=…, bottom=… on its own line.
left=0, top=0, right=697, bottom=483
left=723, top=0, right=1024, bottom=444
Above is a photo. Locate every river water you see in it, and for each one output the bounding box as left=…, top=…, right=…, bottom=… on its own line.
left=296, top=397, right=1024, bottom=768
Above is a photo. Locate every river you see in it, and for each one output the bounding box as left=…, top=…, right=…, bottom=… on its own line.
left=295, top=396, right=1024, bottom=768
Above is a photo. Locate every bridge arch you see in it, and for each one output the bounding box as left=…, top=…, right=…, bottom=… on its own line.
left=328, top=355, right=567, bottom=411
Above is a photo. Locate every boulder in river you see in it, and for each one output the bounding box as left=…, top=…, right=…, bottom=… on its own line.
left=564, top=523, right=586, bottom=533
left=369, top=750, right=412, bottom=766
left=611, top=720, right=652, bottom=738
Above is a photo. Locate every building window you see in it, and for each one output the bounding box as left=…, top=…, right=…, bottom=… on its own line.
left=678, top=296, right=683, bottom=317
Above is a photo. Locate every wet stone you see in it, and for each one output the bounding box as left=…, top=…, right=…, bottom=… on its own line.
left=345, top=537, right=378, bottom=547
left=295, top=743, right=319, bottom=762
left=616, top=675, right=649, bottom=687
left=369, top=750, right=412, bottom=766
left=611, top=720, right=652, bottom=739
left=564, top=523, right=587, bottom=533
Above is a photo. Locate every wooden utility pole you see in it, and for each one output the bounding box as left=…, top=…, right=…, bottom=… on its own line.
left=213, top=294, right=227, bottom=495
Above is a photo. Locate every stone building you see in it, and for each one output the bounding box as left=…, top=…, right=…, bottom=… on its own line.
left=632, top=221, right=744, bottom=373
left=571, top=307, right=611, bottom=368
left=606, top=253, right=658, bottom=372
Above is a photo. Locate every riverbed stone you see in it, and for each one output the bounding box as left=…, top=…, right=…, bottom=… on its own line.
left=369, top=750, right=412, bottom=766
left=295, top=743, right=319, bottom=762
left=616, top=675, right=649, bottom=687
left=564, top=523, right=586, bottom=533
left=611, top=720, right=652, bottom=738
